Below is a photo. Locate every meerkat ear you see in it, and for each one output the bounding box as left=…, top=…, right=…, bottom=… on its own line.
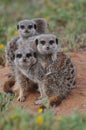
left=34, top=24, right=37, bottom=29
left=33, top=18, right=49, bottom=34
left=56, top=38, right=58, bottom=45
left=17, top=24, right=19, bottom=30
left=34, top=52, right=37, bottom=58
left=35, top=39, right=38, bottom=46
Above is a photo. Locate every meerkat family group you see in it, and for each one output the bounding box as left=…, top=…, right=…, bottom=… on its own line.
left=4, top=18, right=76, bottom=107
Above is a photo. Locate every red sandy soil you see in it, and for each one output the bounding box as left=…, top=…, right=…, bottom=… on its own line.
left=0, top=51, right=86, bottom=116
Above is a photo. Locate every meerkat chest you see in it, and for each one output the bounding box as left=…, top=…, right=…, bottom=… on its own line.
left=38, top=56, right=52, bottom=69
left=40, top=59, right=47, bottom=68
left=16, top=38, right=28, bottom=47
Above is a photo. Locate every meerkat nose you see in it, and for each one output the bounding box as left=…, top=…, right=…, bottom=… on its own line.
left=25, top=30, right=29, bottom=33
left=23, top=59, right=26, bottom=62
left=46, top=47, right=49, bottom=50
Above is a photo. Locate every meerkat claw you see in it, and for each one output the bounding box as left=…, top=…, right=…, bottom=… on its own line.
left=17, top=96, right=26, bottom=102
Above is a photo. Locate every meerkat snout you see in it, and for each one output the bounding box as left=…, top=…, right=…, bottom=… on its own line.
left=23, top=58, right=27, bottom=62
left=25, top=30, right=29, bottom=33
left=46, top=47, right=50, bottom=50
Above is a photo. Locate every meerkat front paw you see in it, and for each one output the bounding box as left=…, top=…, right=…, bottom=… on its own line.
left=17, top=96, right=26, bottom=102
left=35, top=99, right=43, bottom=105
left=34, top=95, right=43, bottom=105
left=35, top=97, right=48, bottom=105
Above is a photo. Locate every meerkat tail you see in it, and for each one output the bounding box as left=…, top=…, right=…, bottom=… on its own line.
left=3, top=78, right=15, bottom=94
left=49, top=96, right=63, bottom=106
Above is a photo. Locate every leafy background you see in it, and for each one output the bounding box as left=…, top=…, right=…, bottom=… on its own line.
left=0, top=0, right=86, bottom=53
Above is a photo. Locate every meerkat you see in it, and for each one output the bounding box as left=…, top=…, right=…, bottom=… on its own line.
left=14, top=45, right=45, bottom=101
left=31, top=34, right=76, bottom=106
left=4, top=18, right=48, bottom=93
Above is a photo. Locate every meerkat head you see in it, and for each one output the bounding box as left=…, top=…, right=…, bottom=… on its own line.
left=17, top=18, right=49, bottom=38
left=17, top=19, right=37, bottom=38
left=14, top=45, right=37, bottom=68
left=35, top=34, right=58, bottom=55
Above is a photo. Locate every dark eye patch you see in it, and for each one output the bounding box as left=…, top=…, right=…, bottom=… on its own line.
left=20, top=25, right=25, bottom=29
left=49, top=40, right=54, bottom=45
left=26, top=53, right=32, bottom=58
left=33, top=52, right=37, bottom=58
left=28, top=25, right=33, bottom=29
left=16, top=54, right=22, bottom=58
left=40, top=40, right=46, bottom=45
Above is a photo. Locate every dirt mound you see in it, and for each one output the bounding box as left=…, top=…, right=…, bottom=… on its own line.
left=0, top=51, right=86, bottom=115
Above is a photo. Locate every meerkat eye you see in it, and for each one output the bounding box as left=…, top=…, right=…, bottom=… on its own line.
left=49, top=40, right=54, bottom=45
left=16, top=54, right=22, bottom=58
left=28, top=25, right=33, bottom=29
left=26, top=53, right=32, bottom=58
left=20, top=25, right=25, bottom=29
left=40, top=40, right=46, bottom=45
left=33, top=52, right=37, bottom=58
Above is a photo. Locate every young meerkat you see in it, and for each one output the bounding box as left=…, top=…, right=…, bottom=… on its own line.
left=14, top=45, right=45, bottom=101
left=4, top=18, right=48, bottom=93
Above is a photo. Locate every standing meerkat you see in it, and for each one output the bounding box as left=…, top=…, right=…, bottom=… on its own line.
left=4, top=18, right=49, bottom=93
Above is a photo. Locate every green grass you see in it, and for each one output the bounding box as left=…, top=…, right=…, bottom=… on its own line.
left=0, top=92, right=86, bottom=130
left=0, top=92, right=14, bottom=112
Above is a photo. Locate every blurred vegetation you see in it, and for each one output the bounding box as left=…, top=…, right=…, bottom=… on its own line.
left=0, top=92, right=14, bottom=112
left=0, top=92, right=86, bottom=130
left=0, top=0, right=86, bottom=53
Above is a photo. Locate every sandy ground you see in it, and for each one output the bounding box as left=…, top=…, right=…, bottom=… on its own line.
left=0, top=51, right=86, bottom=116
